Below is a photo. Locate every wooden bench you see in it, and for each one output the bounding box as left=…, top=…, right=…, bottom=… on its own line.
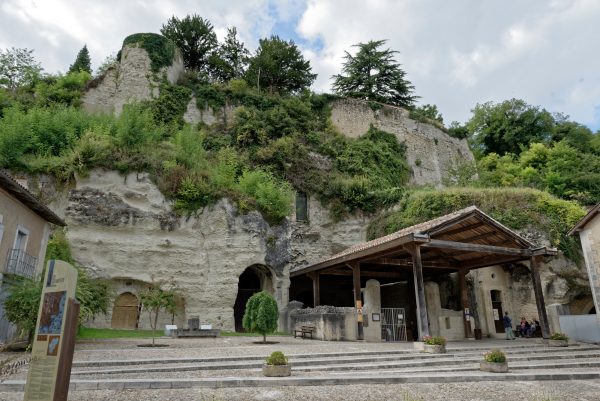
left=294, top=326, right=316, bottom=339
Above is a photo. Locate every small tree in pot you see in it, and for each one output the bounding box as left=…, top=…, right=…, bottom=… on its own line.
left=480, top=349, right=508, bottom=373
left=262, top=351, right=291, bottom=377
left=548, top=332, right=569, bottom=347
left=422, top=336, right=447, bottom=353
left=242, top=291, right=279, bottom=343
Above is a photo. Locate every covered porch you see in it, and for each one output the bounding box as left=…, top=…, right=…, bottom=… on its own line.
left=289, top=206, right=557, bottom=341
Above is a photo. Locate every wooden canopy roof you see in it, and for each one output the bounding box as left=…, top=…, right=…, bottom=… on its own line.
left=290, top=206, right=557, bottom=279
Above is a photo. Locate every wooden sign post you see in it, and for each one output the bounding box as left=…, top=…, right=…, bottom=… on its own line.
left=24, top=260, right=79, bottom=401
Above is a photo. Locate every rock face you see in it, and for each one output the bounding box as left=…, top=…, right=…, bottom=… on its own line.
left=329, top=99, right=473, bottom=186
left=82, top=45, right=184, bottom=116
left=41, top=169, right=368, bottom=331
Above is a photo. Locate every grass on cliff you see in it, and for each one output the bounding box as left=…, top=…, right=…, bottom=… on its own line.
left=367, top=187, right=586, bottom=261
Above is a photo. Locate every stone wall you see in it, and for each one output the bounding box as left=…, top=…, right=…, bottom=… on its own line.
left=82, top=45, right=184, bottom=116
left=329, top=99, right=474, bottom=186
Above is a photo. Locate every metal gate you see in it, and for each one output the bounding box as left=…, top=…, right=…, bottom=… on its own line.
left=381, top=308, right=407, bottom=342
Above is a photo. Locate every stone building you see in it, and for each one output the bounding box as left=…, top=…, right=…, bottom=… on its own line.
left=0, top=171, right=65, bottom=342
left=569, top=204, right=600, bottom=321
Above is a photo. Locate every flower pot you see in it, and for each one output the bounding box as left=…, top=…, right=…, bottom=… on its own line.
left=480, top=361, right=509, bottom=373
left=548, top=339, right=568, bottom=347
left=262, top=364, right=291, bottom=377
left=423, top=344, right=446, bottom=354
left=474, top=329, right=483, bottom=340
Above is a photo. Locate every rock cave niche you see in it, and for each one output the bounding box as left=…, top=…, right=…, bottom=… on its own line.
left=233, top=264, right=274, bottom=332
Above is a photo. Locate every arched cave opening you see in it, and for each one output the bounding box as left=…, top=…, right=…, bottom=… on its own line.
left=233, top=265, right=274, bottom=332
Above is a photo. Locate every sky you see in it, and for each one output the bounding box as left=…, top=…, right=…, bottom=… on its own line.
left=1, top=0, right=599, bottom=130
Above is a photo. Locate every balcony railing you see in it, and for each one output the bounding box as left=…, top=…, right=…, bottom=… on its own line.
left=5, top=249, right=37, bottom=279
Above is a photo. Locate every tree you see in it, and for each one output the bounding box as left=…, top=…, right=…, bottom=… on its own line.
left=411, top=104, right=443, bottom=124
left=332, top=40, right=417, bottom=108
left=242, top=291, right=279, bottom=343
left=245, top=36, right=316, bottom=94
left=160, top=14, right=218, bottom=74
left=69, top=45, right=92, bottom=74
left=95, top=53, right=118, bottom=77
left=467, top=98, right=554, bottom=156
left=140, top=281, right=178, bottom=346
left=209, top=27, right=250, bottom=82
left=0, top=47, right=42, bottom=92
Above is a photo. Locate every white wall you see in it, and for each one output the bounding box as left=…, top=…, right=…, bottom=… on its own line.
left=559, top=314, right=600, bottom=343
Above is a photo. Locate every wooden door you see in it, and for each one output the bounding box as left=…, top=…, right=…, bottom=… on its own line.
left=491, top=290, right=504, bottom=333
left=111, top=293, right=139, bottom=329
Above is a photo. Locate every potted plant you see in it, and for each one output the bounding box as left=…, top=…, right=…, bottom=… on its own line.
left=548, top=332, right=569, bottom=347
left=422, top=336, right=447, bottom=353
left=480, top=349, right=508, bottom=373
left=262, top=351, right=291, bottom=377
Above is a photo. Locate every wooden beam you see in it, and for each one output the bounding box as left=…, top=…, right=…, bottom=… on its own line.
left=308, top=272, right=320, bottom=307
left=363, top=257, right=458, bottom=269
left=530, top=255, right=550, bottom=339
left=458, top=268, right=472, bottom=339
left=434, top=221, right=486, bottom=237
left=349, top=262, right=364, bottom=340
left=422, top=239, right=531, bottom=256
left=406, top=244, right=429, bottom=339
left=462, top=254, right=529, bottom=270
left=323, top=269, right=407, bottom=279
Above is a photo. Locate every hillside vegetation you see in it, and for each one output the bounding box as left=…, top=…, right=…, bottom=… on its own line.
left=0, top=19, right=594, bottom=246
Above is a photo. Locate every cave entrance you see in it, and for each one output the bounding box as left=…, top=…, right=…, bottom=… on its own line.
left=111, top=292, right=140, bottom=329
left=234, top=265, right=274, bottom=332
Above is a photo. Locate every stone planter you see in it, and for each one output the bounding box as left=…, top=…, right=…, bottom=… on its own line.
left=480, top=361, right=509, bottom=373
left=262, top=364, right=291, bottom=377
left=548, top=339, right=568, bottom=347
left=423, top=344, right=446, bottom=354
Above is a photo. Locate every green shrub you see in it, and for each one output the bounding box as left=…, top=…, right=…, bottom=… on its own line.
left=265, top=351, right=288, bottom=365
left=174, top=175, right=214, bottom=213
left=242, top=291, right=279, bottom=343
left=209, top=147, right=239, bottom=191
left=150, top=83, right=192, bottom=127
left=237, top=169, right=293, bottom=222
left=173, top=125, right=206, bottom=170
left=423, top=335, right=446, bottom=345
left=35, top=71, right=91, bottom=107
left=115, top=103, right=163, bottom=147
left=484, top=349, right=506, bottom=363
left=549, top=332, right=569, bottom=341
left=122, top=33, right=176, bottom=72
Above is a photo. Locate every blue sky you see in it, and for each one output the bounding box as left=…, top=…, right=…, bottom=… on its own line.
left=1, top=0, right=599, bottom=131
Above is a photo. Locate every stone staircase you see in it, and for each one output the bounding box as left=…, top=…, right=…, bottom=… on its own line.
left=2, top=343, right=599, bottom=391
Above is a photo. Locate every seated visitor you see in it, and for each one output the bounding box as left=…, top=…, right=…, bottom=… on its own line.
left=527, top=320, right=537, bottom=337
left=518, top=318, right=529, bottom=337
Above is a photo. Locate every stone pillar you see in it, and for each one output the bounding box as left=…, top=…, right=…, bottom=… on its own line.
left=530, top=256, right=550, bottom=339
left=547, top=303, right=564, bottom=335
left=309, top=272, right=320, bottom=307
left=363, top=279, right=381, bottom=342
left=407, top=244, right=430, bottom=339
left=425, top=282, right=441, bottom=336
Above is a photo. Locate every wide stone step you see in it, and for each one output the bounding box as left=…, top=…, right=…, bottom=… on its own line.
left=70, top=343, right=593, bottom=369
left=70, top=349, right=600, bottom=376
left=3, top=369, right=600, bottom=392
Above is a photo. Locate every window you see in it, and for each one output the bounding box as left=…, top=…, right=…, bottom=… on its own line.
left=13, top=226, right=29, bottom=251
left=295, top=192, right=308, bottom=222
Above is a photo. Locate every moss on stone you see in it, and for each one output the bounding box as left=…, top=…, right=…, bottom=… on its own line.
left=122, top=33, right=176, bottom=72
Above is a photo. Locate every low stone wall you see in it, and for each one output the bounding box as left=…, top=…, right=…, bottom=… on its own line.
left=290, top=306, right=358, bottom=341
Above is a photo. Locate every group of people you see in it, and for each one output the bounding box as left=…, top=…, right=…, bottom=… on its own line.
left=502, top=312, right=540, bottom=339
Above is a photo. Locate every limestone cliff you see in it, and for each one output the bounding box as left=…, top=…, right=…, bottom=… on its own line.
left=82, top=44, right=184, bottom=116
left=23, top=169, right=368, bottom=330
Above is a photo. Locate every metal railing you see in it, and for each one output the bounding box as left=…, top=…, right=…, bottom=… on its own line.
left=5, top=249, right=37, bottom=279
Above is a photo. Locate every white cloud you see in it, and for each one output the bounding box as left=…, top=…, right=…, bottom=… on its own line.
left=1, top=0, right=599, bottom=129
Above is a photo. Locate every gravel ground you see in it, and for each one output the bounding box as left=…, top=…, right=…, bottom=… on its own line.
left=2, top=381, right=600, bottom=401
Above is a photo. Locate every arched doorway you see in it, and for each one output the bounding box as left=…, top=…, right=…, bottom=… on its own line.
left=111, top=292, right=140, bottom=329
left=590, top=306, right=596, bottom=314
left=234, top=265, right=274, bottom=332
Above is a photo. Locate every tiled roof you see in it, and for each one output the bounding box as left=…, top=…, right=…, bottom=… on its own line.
left=568, top=203, right=600, bottom=236
left=0, top=170, right=66, bottom=226
left=291, top=205, right=535, bottom=275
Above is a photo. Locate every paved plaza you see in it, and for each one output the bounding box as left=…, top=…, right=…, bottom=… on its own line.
left=1, top=336, right=600, bottom=400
